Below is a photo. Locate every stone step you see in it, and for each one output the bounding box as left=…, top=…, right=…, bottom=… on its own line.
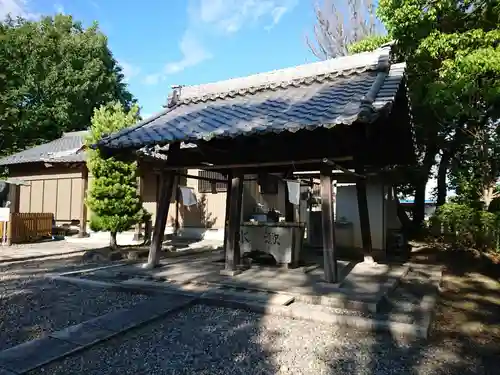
left=200, top=288, right=295, bottom=306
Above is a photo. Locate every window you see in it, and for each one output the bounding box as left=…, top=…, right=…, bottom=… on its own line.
left=198, top=170, right=227, bottom=193
left=258, top=173, right=278, bottom=195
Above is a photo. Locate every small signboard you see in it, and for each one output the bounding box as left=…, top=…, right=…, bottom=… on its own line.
left=0, top=207, right=10, bottom=246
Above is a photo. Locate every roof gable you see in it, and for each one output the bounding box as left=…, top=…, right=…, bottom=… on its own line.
left=0, top=131, right=87, bottom=166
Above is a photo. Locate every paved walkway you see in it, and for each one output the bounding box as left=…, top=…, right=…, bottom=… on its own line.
left=0, top=240, right=98, bottom=263
left=0, top=295, right=196, bottom=374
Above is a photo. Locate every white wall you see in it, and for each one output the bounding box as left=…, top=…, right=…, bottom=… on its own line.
left=336, top=183, right=385, bottom=250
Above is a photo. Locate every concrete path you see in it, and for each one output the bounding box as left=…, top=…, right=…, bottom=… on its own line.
left=0, top=240, right=98, bottom=263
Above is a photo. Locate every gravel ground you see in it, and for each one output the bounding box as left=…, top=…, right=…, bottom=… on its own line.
left=30, top=304, right=484, bottom=375
left=0, top=254, right=150, bottom=350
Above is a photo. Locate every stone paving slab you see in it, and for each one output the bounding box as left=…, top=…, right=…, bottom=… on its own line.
left=50, top=321, right=116, bottom=346
left=201, top=289, right=295, bottom=306
left=0, top=295, right=197, bottom=374
left=0, top=337, right=78, bottom=374
left=88, top=296, right=196, bottom=333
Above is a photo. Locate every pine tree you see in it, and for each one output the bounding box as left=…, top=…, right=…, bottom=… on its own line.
left=86, top=102, right=144, bottom=249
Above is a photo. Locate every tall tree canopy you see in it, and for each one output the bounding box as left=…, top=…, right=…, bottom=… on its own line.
left=308, top=0, right=500, bottom=230
left=377, top=0, right=500, bottom=224
left=0, top=14, right=134, bottom=158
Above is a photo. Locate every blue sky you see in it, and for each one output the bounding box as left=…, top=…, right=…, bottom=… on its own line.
left=1, top=0, right=326, bottom=116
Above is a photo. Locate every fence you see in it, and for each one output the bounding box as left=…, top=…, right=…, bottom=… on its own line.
left=0, top=213, right=54, bottom=245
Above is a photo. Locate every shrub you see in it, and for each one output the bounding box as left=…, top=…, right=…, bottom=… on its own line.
left=433, top=203, right=500, bottom=251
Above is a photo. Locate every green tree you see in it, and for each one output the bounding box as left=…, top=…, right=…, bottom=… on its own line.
left=0, top=14, right=134, bottom=159
left=376, top=0, right=500, bottom=230
left=86, top=102, right=144, bottom=249
left=347, top=34, right=392, bottom=54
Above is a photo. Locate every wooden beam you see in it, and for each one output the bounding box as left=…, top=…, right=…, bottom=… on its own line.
left=355, top=166, right=374, bottom=263
left=133, top=173, right=144, bottom=241
left=144, top=143, right=180, bottom=269
left=174, top=175, right=180, bottom=236
left=320, top=167, right=337, bottom=283
left=159, top=156, right=354, bottom=171
left=223, top=170, right=244, bottom=274
left=77, top=165, right=89, bottom=238
left=222, top=170, right=233, bottom=257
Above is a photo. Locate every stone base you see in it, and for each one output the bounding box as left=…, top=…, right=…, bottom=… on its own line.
left=363, top=255, right=376, bottom=263
left=76, top=231, right=90, bottom=238
left=141, top=262, right=161, bottom=270
left=219, top=269, right=242, bottom=277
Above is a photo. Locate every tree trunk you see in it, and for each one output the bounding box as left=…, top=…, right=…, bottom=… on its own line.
left=436, top=150, right=451, bottom=207
left=412, top=147, right=437, bottom=232
left=481, top=185, right=497, bottom=210
left=110, top=231, right=118, bottom=250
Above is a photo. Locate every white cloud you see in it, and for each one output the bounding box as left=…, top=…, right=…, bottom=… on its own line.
left=0, top=0, right=39, bottom=20
left=143, top=31, right=212, bottom=85
left=120, top=61, right=141, bottom=83
left=143, top=73, right=161, bottom=86
left=164, top=32, right=212, bottom=75
left=54, top=3, right=65, bottom=14
left=197, top=0, right=297, bottom=34
left=143, top=0, right=297, bottom=85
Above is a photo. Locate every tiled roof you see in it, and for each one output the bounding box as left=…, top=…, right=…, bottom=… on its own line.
left=103, top=46, right=406, bottom=150
left=0, top=131, right=87, bottom=166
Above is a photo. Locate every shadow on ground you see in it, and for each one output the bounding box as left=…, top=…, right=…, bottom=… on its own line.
left=2, top=243, right=500, bottom=374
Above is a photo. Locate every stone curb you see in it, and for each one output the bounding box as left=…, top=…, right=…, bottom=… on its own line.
left=119, top=275, right=436, bottom=339
left=51, top=266, right=442, bottom=340
left=416, top=266, right=443, bottom=338
left=0, top=296, right=197, bottom=374
left=124, top=275, right=382, bottom=314
left=199, top=297, right=428, bottom=338
left=56, top=261, right=135, bottom=277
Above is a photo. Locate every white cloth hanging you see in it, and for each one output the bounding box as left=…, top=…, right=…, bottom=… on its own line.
left=180, top=187, right=197, bottom=206
left=285, top=180, right=300, bottom=205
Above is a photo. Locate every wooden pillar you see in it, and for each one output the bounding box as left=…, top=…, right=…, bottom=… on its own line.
left=174, top=175, right=180, bottom=236
left=77, top=165, right=89, bottom=238
left=144, top=171, right=176, bottom=269
left=355, top=166, right=374, bottom=263
left=320, top=167, right=337, bottom=283
left=221, top=170, right=243, bottom=275
left=133, top=173, right=144, bottom=241
left=283, top=178, right=295, bottom=222
left=223, top=170, right=233, bottom=257
left=144, top=143, right=180, bottom=269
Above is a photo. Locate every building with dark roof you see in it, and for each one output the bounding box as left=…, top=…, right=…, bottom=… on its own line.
left=1, top=46, right=408, bottom=259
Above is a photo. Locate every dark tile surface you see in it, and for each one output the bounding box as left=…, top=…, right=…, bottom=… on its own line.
left=0, top=367, right=18, bottom=375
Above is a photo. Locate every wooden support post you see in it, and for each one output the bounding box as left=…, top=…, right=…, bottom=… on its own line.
left=133, top=173, right=144, bottom=241
left=174, top=176, right=180, bottom=236
left=77, top=165, right=89, bottom=238
left=144, top=171, right=176, bottom=269
left=283, top=179, right=295, bottom=222
left=320, top=167, right=337, bottom=283
left=221, top=170, right=243, bottom=275
left=144, top=143, right=180, bottom=269
left=355, top=166, right=374, bottom=263
left=223, top=170, right=233, bottom=257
